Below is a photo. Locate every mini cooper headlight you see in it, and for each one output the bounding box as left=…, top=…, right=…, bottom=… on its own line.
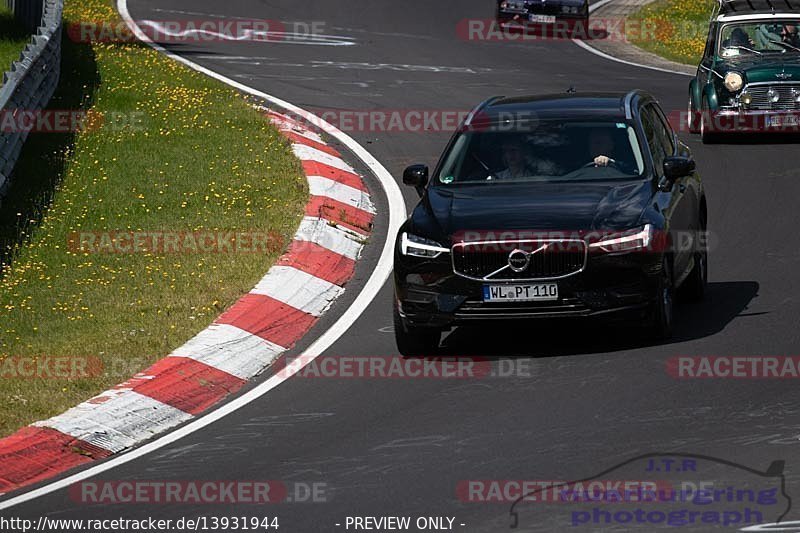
left=588, top=225, right=655, bottom=254
left=400, top=232, right=449, bottom=258
left=724, top=72, right=744, bottom=92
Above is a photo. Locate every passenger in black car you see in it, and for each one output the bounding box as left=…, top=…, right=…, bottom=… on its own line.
left=494, top=137, right=561, bottom=179
left=494, top=138, right=534, bottom=180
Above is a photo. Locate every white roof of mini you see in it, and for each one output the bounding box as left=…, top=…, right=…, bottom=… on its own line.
left=718, top=12, right=800, bottom=21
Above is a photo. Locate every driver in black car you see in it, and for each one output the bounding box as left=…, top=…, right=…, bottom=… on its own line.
left=589, top=129, right=636, bottom=174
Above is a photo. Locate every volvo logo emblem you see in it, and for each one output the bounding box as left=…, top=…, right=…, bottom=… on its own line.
left=508, top=249, right=531, bottom=273
left=776, top=72, right=793, bottom=80
left=507, top=244, right=550, bottom=273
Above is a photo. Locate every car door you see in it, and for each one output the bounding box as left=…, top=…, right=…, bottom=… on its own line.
left=657, top=104, right=700, bottom=280
left=642, top=104, right=693, bottom=281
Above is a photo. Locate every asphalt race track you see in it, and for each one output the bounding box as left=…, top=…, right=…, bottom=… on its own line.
left=6, top=0, right=800, bottom=531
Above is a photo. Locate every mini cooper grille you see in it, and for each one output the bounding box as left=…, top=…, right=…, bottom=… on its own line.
left=452, top=241, right=587, bottom=281
left=746, top=84, right=800, bottom=110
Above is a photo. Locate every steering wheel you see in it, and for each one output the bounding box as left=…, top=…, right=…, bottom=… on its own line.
left=581, top=159, right=618, bottom=169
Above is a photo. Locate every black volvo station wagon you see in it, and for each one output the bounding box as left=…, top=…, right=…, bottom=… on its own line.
left=393, top=91, right=708, bottom=355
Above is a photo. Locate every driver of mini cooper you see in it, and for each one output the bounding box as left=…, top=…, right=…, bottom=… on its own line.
left=781, top=24, right=800, bottom=47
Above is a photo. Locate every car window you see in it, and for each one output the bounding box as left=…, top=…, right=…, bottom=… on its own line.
left=641, top=108, right=665, bottom=176
left=651, top=105, right=675, bottom=156
left=435, top=120, right=645, bottom=185
left=719, top=20, right=800, bottom=56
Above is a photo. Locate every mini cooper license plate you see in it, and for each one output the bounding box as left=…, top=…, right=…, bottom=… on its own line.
left=528, top=14, right=557, bottom=23
left=768, top=115, right=800, bottom=127
left=483, top=283, right=559, bottom=302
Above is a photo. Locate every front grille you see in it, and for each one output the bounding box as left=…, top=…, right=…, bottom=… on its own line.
left=455, top=298, right=590, bottom=319
left=452, top=240, right=587, bottom=281
left=746, top=83, right=800, bottom=110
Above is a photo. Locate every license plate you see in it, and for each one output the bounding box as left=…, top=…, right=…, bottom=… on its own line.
left=528, top=14, right=556, bottom=23
left=483, top=283, right=559, bottom=302
left=768, top=115, right=800, bottom=127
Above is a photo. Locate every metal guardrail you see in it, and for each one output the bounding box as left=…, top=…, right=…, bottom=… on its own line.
left=0, top=0, right=63, bottom=197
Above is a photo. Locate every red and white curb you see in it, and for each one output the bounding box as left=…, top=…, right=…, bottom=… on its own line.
left=0, top=110, right=375, bottom=495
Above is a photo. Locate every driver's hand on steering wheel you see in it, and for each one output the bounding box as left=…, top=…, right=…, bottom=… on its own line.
left=594, top=155, right=615, bottom=167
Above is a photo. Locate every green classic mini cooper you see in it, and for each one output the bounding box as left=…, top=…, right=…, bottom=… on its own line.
left=689, top=0, right=800, bottom=142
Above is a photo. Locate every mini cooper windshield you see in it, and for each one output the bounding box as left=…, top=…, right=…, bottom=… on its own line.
left=719, top=21, right=800, bottom=57
left=436, top=120, right=645, bottom=185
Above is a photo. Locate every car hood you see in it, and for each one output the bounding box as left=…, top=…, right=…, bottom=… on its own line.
left=719, top=56, right=800, bottom=83
left=417, top=180, right=653, bottom=241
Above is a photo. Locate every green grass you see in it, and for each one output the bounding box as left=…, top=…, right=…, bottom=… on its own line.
left=0, top=0, right=308, bottom=437
left=0, top=5, right=31, bottom=78
left=628, top=0, right=716, bottom=65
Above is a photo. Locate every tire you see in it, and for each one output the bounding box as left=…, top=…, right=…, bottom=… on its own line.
left=687, top=92, right=700, bottom=134
left=700, top=100, right=718, bottom=144
left=394, top=306, right=441, bottom=357
left=679, top=224, right=708, bottom=302
left=646, top=257, right=675, bottom=341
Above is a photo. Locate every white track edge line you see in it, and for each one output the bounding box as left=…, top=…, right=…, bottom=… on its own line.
left=571, top=0, right=692, bottom=77
left=0, top=0, right=406, bottom=510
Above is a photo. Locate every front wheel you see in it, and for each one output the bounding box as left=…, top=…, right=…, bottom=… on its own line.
left=646, top=257, right=675, bottom=341
left=680, top=246, right=708, bottom=302
left=394, top=306, right=441, bottom=357
left=687, top=92, right=700, bottom=134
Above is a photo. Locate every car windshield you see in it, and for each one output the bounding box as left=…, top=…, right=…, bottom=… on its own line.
left=719, top=20, right=800, bottom=56
left=435, top=120, right=645, bottom=185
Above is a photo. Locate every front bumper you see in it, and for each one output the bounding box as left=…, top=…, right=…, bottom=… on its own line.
left=497, top=4, right=588, bottom=24
left=704, top=109, right=800, bottom=133
left=394, top=252, right=662, bottom=329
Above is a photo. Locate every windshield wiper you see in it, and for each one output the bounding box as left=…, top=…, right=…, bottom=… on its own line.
left=768, top=39, right=800, bottom=53
left=724, top=45, right=762, bottom=55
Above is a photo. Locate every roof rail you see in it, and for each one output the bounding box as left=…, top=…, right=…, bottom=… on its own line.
left=623, top=90, right=641, bottom=120
left=463, top=96, right=504, bottom=127
left=717, top=0, right=800, bottom=13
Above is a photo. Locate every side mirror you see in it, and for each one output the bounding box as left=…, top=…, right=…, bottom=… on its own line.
left=403, top=164, right=429, bottom=195
left=663, top=156, right=695, bottom=182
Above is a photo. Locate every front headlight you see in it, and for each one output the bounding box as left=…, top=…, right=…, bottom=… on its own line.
left=724, top=72, right=744, bottom=92
left=588, top=225, right=654, bottom=254
left=400, top=232, right=449, bottom=258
